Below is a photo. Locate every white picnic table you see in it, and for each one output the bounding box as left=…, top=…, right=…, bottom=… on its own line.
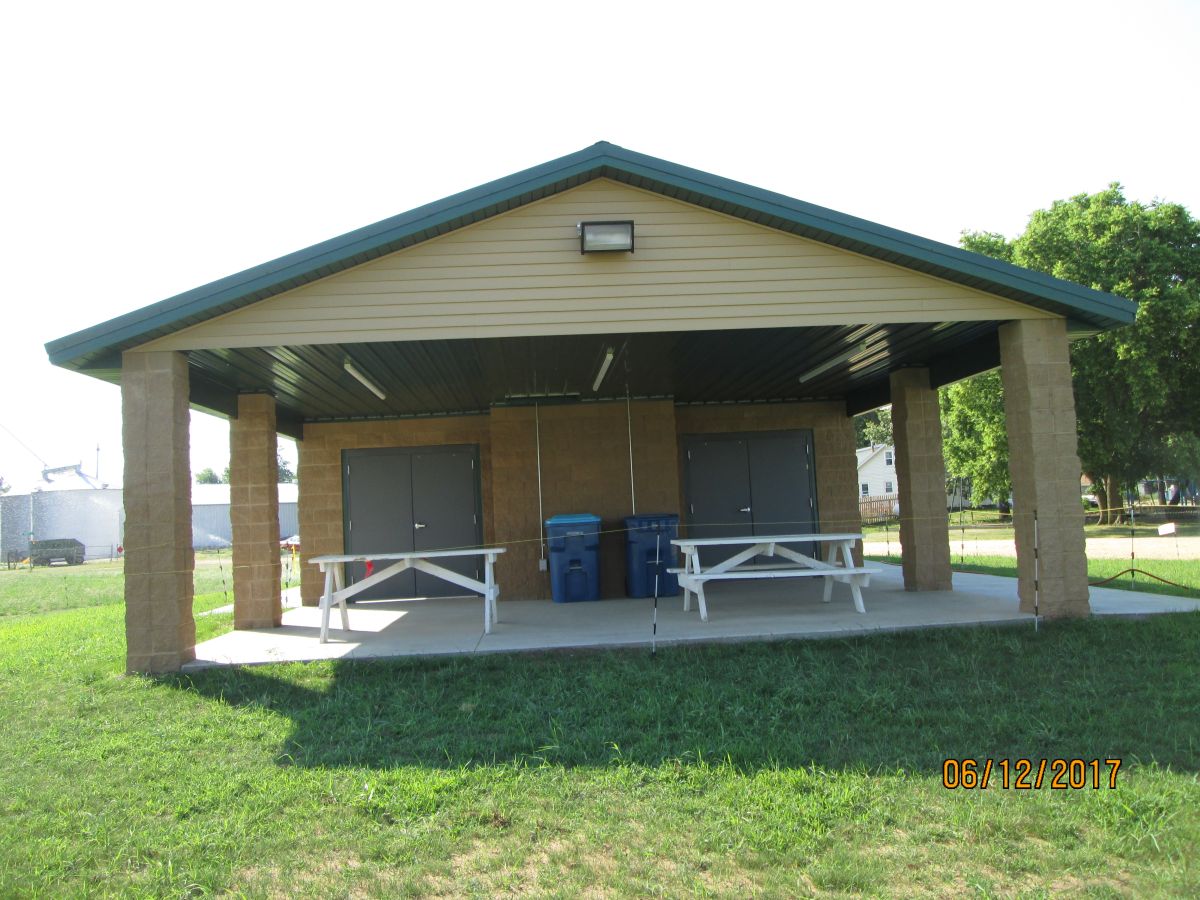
left=670, top=533, right=876, bottom=621
left=309, top=548, right=506, bottom=642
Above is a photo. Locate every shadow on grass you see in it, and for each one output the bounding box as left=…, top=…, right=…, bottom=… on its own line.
left=169, top=613, right=1200, bottom=775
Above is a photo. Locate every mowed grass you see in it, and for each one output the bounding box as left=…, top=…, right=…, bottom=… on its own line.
left=0, top=550, right=284, bottom=617
left=0, top=572, right=1198, bottom=895
left=867, top=553, right=1200, bottom=601
left=865, top=516, right=1200, bottom=544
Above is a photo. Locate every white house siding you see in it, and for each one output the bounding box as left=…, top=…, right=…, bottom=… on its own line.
left=856, top=446, right=897, bottom=497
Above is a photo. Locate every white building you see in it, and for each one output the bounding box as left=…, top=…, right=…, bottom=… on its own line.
left=856, top=444, right=897, bottom=499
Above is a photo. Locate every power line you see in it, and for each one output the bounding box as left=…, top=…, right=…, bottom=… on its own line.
left=0, top=421, right=49, bottom=468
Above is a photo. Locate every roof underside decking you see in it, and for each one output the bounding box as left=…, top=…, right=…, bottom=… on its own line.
left=181, top=319, right=1002, bottom=438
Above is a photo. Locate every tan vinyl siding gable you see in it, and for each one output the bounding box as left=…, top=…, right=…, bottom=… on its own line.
left=141, top=179, right=1054, bottom=352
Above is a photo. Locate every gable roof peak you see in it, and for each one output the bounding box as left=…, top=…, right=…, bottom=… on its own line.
left=46, top=141, right=1136, bottom=373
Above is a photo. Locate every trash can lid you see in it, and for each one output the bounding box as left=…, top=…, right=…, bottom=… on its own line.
left=623, top=513, right=679, bottom=526
left=545, top=513, right=601, bottom=526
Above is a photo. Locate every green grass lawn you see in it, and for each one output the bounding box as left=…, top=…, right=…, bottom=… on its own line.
left=0, top=550, right=301, bottom=618
left=1, top=567, right=1198, bottom=894
left=866, top=554, right=1200, bottom=601
left=865, top=517, right=1200, bottom=544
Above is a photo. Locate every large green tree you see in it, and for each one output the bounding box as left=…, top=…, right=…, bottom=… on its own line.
left=947, top=184, right=1200, bottom=522
left=939, top=370, right=1009, bottom=506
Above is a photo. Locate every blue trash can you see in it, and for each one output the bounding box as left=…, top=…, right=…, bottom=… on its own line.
left=623, top=514, right=681, bottom=598
left=545, top=513, right=602, bottom=602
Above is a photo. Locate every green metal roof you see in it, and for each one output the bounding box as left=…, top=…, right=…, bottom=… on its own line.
left=46, top=140, right=1136, bottom=375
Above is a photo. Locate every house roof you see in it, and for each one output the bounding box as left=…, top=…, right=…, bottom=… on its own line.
left=47, top=141, right=1137, bottom=376
left=856, top=445, right=889, bottom=464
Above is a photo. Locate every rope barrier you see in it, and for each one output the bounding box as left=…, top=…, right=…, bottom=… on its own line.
left=1087, top=568, right=1197, bottom=591
left=22, top=508, right=1191, bottom=586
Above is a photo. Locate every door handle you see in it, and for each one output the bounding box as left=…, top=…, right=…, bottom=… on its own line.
left=738, top=507, right=751, bottom=513
left=414, top=522, right=428, bottom=529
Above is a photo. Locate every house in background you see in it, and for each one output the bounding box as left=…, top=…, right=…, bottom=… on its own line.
left=856, top=444, right=898, bottom=522
left=45, top=141, right=1137, bottom=672
left=856, top=444, right=897, bottom=498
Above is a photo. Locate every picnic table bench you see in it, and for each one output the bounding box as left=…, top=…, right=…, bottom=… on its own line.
left=309, top=548, right=506, bottom=642
left=669, top=533, right=877, bottom=621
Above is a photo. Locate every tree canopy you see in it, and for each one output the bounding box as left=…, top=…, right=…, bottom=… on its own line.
left=946, top=183, right=1200, bottom=521
left=939, top=371, right=1008, bottom=505
left=853, top=407, right=893, bottom=448
left=214, top=452, right=296, bottom=485
left=277, top=454, right=296, bottom=484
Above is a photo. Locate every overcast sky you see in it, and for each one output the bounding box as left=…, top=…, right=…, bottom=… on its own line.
left=2, top=0, right=1197, bottom=493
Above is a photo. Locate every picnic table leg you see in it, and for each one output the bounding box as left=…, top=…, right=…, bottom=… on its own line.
left=333, top=563, right=350, bottom=632
left=684, top=549, right=710, bottom=621
left=839, top=541, right=866, bottom=614
left=681, top=549, right=695, bottom=612
left=821, top=542, right=837, bottom=603
left=319, top=566, right=334, bottom=643
left=483, top=556, right=495, bottom=634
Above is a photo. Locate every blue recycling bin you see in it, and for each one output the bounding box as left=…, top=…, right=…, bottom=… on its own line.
left=623, top=513, right=681, bottom=598
left=545, top=513, right=602, bottom=602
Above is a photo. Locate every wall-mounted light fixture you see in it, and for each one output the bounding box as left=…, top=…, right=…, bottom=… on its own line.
left=592, top=346, right=615, bottom=391
left=344, top=359, right=387, bottom=400
left=579, top=220, right=634, bottom=254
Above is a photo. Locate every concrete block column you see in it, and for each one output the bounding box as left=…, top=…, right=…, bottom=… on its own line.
left=890, top=367, right=952, bottom=591
left=999, top=319, right=1089, bottom=617
left=121, top=350, right=195, bottom=673
left=230, top=393, right=282, bottom=628
left=296, top=426, right=340, bottom=608
left=820, top=404, right=865, bottom=564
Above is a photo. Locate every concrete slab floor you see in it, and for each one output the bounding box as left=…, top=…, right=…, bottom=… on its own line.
left=185, top=564, right=1200, bottom=670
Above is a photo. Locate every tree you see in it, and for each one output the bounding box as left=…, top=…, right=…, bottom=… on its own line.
left=277, top=453, right=296, bottom=484
left=939, top=371, right=1009, bottom=506
left=195, top=468, right=221, bottom=485
left=218, top=452, right=296, bottom=484
left=950, top=184, right=1200, bottom=522
left=854, top=407, right=893, bottom=448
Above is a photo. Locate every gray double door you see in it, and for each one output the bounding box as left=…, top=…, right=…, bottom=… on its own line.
left=342, top=445, right=482, bottom=600
left=682, top=431, right=818, bottom=565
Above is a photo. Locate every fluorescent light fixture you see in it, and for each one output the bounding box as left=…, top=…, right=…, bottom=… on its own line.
left=592, top=347, right=615, bottom=392
left=344, top=360, right=387, bottom=400
left=579, top=220, right=634, bottom=253
left=798, top=329, right=885, bottom=384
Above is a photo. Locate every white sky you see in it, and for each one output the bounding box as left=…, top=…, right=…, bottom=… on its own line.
left=2, top=0, right=1197, bottom=493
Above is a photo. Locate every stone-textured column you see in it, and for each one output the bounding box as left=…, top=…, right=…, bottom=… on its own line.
left=230, top=393, right=282, bottom=628
left=999, top=319, right=1089, bottom=617
left=890, top=368, right=952, bottom=591
left=815, top=404, right=864, bottom=565
left=122, top=350, right=195, bottom=673
left=296, top=423, right=342, bottom=608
